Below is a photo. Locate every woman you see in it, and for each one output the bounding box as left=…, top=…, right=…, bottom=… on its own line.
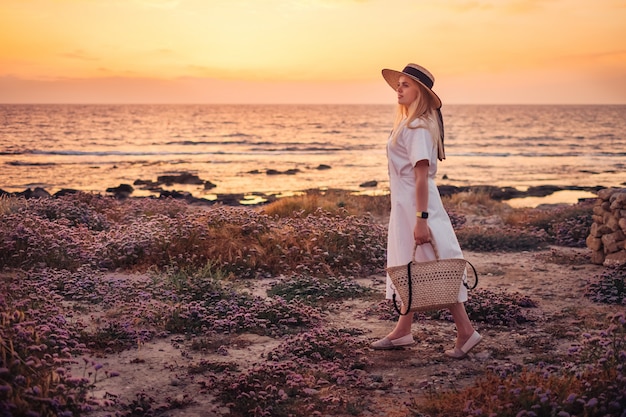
left=370, top=63, right=482, bottom=359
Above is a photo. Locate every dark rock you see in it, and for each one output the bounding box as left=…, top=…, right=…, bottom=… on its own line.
left=360, top=180, right=378, bottom=188
left=17, top=187, right=51, bottom=199
left=54, top=189, right=80, bottom=197
left=525, top=185, right=564, bottom=197
left=160, top=190, right=192, bottom=200
left=215, top=193, right=245, bottom=206
left=263, top=194, right=278, bottom=204
left=204, top=181, right=217, bottom=190
left=316, top=164, right=331, bottom=170
left=134, top=179, right=162, bottom=192
left=266, top=168, right=300, bottom=175
left=566, top=185, right=602, bottom=194
left=437, top=185, right=465, bottom=197
left=460, top=185, right=524, bottom=200
left=485, top=186, right=525, bottom=200
left=33, top=187, right=51, bottom=198
left=157, top=173, right=204, bottom=185
left=106, top=184, right=134, bottom=194
left=187, top=198, right=213, bottom=207
left=106, top=184, right=134, bottom=199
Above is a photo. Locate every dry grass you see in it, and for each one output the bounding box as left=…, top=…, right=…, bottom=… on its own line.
left=503, top=200, right=592, bottom=228
left=442, top=191, right=514, bottom=216
left=263, top=190, right=515, bottom=221
left=261, top=189, right=390, bottom=219
left=0, top=194, right=26, bottom=216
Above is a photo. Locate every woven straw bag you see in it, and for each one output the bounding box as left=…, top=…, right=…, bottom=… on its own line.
left=386, top=242, right=478, bottom=315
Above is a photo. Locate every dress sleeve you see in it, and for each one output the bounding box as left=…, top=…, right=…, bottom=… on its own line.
left=403, top=127, right=435, bottom=167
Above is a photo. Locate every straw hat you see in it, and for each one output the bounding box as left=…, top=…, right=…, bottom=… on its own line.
left=381, top=63, right=442, bottom=109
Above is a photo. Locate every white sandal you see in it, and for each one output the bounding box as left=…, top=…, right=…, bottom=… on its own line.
left=370, top=334, right=415, bottom=350
left=444, top=331, right=482, bottom=359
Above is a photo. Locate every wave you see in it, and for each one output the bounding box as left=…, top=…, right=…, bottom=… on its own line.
left=166, top=139, right=345, bottom=147
left=250, top=146, right=345, bottom=152
left=166, top=140, right=248, bottom=146
left=167, top=132, right=256, bottom=140
left=7, top=161, right=56, bottom=166
left=30, top=150, right=201, bottom=157
left=451, top=151, right=626, bottom=157
left=22, top=148, right=351, bottom=157
left=222, top=132, right=255, bottom=138
left=4, top=147, right=623, bottom=158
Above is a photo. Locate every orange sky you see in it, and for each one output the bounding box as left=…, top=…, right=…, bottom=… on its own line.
left=1, top=0, right=625, bottom=104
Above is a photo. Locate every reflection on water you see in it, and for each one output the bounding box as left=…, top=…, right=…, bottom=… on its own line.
left=506, top=190, right=599, bottom=208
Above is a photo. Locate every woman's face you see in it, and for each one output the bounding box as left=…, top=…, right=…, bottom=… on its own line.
left=396, top=75, right=420, bottom=106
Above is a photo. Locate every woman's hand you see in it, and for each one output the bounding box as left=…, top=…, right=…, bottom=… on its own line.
left=414, top=218, right=430, bottom=244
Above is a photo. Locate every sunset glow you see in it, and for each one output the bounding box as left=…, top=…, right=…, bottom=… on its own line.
left=1, top=0, right=625, bottom=104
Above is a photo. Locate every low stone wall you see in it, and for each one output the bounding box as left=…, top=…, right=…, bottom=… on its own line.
left=587, top=188, right=626, bottom=266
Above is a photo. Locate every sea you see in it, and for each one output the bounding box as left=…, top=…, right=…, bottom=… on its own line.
left=1, top=104, right=625, bottom=207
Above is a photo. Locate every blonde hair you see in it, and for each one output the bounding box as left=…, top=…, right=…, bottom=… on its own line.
left=390, top=79, right=444, bottom=160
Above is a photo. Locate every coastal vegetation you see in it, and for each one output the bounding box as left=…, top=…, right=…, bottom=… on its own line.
left=0, top=191, right=623, bottom=416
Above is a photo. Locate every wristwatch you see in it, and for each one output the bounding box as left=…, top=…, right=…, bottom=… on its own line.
left=416, top=211, right=429, bottom=219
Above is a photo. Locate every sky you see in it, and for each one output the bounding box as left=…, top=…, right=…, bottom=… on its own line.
left=1, top=0, right=625, bottom=104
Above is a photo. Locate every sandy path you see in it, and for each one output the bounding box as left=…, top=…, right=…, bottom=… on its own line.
left=80, top=246, right=612, bottom=416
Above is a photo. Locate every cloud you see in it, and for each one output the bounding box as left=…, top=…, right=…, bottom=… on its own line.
left=59, top=49, right=99, bottom=61
left=549, top=49, right=626, bottom=68
left=0, top=75, right=387, bottom=104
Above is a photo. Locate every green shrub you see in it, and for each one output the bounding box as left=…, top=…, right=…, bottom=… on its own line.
left=585, top=264, right=626, bottom=305
left=267, top=274, right=372, bottom=305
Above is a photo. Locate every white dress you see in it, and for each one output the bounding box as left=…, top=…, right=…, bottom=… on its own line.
left=385, top=121, right=468, bottom=302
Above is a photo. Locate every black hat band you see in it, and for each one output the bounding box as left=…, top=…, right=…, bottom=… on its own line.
left=402, top=66, right=434, bottom=89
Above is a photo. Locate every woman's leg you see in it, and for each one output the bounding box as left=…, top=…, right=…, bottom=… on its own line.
left=386, top=312, right=413, bottom=340
left=370, top=304, right=415, bottom=349
left=448, top=302, right=475, bottom=348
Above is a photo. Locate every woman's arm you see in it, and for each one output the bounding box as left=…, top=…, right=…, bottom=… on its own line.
left=413, top=159, right=430, bottom=244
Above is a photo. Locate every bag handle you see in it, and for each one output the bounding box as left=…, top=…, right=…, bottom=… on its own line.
left=415, top=236, right=478, bottom=290
left=464, top=261, right=479, bottom=290
left=392, top=261, right=415, bottom=316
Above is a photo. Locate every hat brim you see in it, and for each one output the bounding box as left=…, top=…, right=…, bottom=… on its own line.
left=382, top=68, right=442, bottom=109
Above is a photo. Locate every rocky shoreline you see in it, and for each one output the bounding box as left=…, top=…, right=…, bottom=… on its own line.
left=0, top=181, right=606, bottom=207
left=0, top=170, right=613, bottom=206
left=0, top=165, right=626, bottom=206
